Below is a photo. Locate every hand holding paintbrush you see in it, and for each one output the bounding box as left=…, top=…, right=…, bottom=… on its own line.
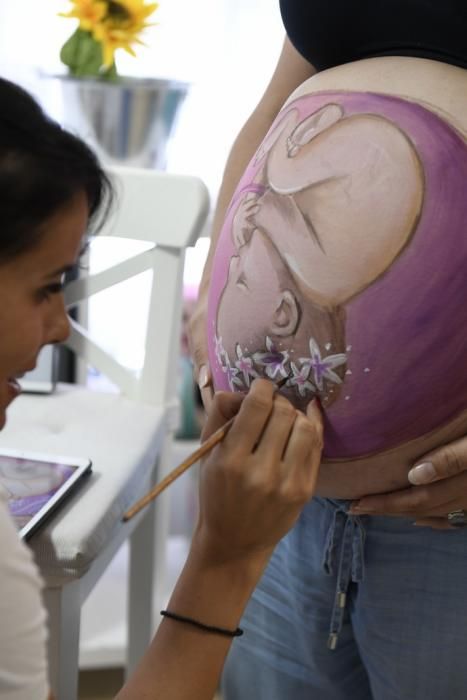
left=123, top=376, right=314, bottom=522
left=115, top=380, right=323, bottom=699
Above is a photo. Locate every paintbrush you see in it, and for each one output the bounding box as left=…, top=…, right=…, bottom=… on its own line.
left=122, top=376, right=290, bottom=522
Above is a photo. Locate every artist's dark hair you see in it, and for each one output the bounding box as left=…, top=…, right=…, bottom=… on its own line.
left=0, top=78, right=113, bottom=261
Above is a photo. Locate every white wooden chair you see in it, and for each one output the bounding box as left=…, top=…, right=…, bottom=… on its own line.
left=0, top=166, right=209, bottom=700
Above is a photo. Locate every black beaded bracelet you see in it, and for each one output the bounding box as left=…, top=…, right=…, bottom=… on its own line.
left=160, top=610, right=244, bottom=638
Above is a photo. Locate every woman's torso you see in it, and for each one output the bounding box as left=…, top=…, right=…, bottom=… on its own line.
left=208, top=56, right=467, bottom=499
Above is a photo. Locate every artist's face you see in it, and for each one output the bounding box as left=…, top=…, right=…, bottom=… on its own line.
left=217, top=228, right=300, bottom=356
left=0, top=191, right=88, bottom=428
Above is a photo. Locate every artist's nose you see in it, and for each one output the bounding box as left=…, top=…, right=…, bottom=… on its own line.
left=44, top=295, right=71, bottom=346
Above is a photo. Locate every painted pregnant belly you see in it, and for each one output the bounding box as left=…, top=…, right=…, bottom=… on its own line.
left=207, top=91, right=467, bottom=460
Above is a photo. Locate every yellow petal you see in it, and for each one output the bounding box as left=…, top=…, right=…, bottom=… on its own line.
left=102, top=42, right=116, bottom=67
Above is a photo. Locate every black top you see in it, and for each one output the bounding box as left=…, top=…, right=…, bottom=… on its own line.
left=280, top=0, right=467, bottom=72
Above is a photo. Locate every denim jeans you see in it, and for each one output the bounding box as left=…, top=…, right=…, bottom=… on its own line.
left=222, top=497, right=467, bottom=699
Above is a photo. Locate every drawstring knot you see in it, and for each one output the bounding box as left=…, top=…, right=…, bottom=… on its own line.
left=321, top=505, right=366, bottom=650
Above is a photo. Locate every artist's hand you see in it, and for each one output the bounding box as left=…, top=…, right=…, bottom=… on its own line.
left=195, top=379, right=323, bottom=563
left=188, top=289, right=214, bottom=412
left=349, top=436, right=467, bottom=529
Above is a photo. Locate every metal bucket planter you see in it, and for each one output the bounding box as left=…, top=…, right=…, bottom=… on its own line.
left=59, top=76, right=189, bottom=169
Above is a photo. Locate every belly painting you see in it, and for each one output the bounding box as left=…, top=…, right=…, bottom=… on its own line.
left=207, top=91, right=467, bottom=460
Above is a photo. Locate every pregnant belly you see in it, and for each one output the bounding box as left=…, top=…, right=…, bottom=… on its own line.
left=207, top=57, right=467, bottom=492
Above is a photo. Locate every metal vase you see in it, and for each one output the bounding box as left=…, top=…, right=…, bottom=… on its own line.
left=60, top=76, right=189, bottom=169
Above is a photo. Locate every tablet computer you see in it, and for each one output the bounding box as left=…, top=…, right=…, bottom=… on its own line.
left=0, top=449, right=92, bottom=540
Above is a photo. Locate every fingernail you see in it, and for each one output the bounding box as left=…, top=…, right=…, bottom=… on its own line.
left=306, top=397, right=322, bottom=414
left=349, top=505, right=375, bottom=514
left=408, top=461, right=436, bottom=485
left=198, top=365, right=209, bottom=389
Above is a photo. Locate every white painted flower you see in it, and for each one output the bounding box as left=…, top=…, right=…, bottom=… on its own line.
left=222, top=361, right=244, bottom=390
left=214, top=335, right=228, bottom=366
left=253, top=336, right=290, bottom=380
left=234, top=344, right=258, bottom=386
left=214, top=334, right=223, bottom=356
left=288, top=362, right=316, bottom=397
left=300, top=338, right=347, bottom=391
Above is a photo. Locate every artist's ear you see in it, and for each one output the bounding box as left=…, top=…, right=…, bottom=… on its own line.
left=271, top=290, right=300, bottom=337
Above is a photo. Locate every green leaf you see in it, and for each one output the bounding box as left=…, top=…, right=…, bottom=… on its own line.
left=60, top=28, right=105, bottom=79
left=100, top=61, right=119, bottom=82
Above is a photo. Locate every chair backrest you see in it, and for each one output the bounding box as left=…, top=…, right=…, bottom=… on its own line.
left=64, top=166, right=210, bottom=411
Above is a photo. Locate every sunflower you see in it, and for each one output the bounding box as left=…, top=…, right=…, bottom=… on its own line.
left=60, top=0, right=107, bottom=32
left=61, top=0, right=159, bottom=71
left=96, top=0, right=159, bottom=68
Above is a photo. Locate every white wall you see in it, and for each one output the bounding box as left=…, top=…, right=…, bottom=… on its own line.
left=0, top=0, right=284, bottom=198
left=0, top=1, right=285, bottom=361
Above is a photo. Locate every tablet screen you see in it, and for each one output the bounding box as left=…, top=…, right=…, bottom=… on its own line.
left=0, top=451, right=91, bottom=538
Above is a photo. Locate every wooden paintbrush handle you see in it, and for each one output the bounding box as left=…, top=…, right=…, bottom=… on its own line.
left=122, top=416, right=235, bottom=522
left=122, top=376, right=291, bottom=522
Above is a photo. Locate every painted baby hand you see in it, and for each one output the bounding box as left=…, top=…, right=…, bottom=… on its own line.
left=232, top=195, right=261, bottom=249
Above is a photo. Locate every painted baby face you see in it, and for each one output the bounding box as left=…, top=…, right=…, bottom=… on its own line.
left=217, top=227, right=297, bottom=359
left=216, top=223, right=347, bottom=404
left=209, top=91, right=467, bottom=458
left=215, top=105, right=424, bottom=403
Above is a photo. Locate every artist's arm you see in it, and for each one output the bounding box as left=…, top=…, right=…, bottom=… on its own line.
left=115, top=379, right=323, bottom=700
left=189, top=37, right=316, bottom=407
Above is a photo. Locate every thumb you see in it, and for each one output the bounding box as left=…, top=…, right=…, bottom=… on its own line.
left=197, top=364, right=212, bottom=391
left=187, top=298, right=210, bottom=381
left=187, top=303, right=213, bottom=409
left=408, top=439, right=467, bottom=485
